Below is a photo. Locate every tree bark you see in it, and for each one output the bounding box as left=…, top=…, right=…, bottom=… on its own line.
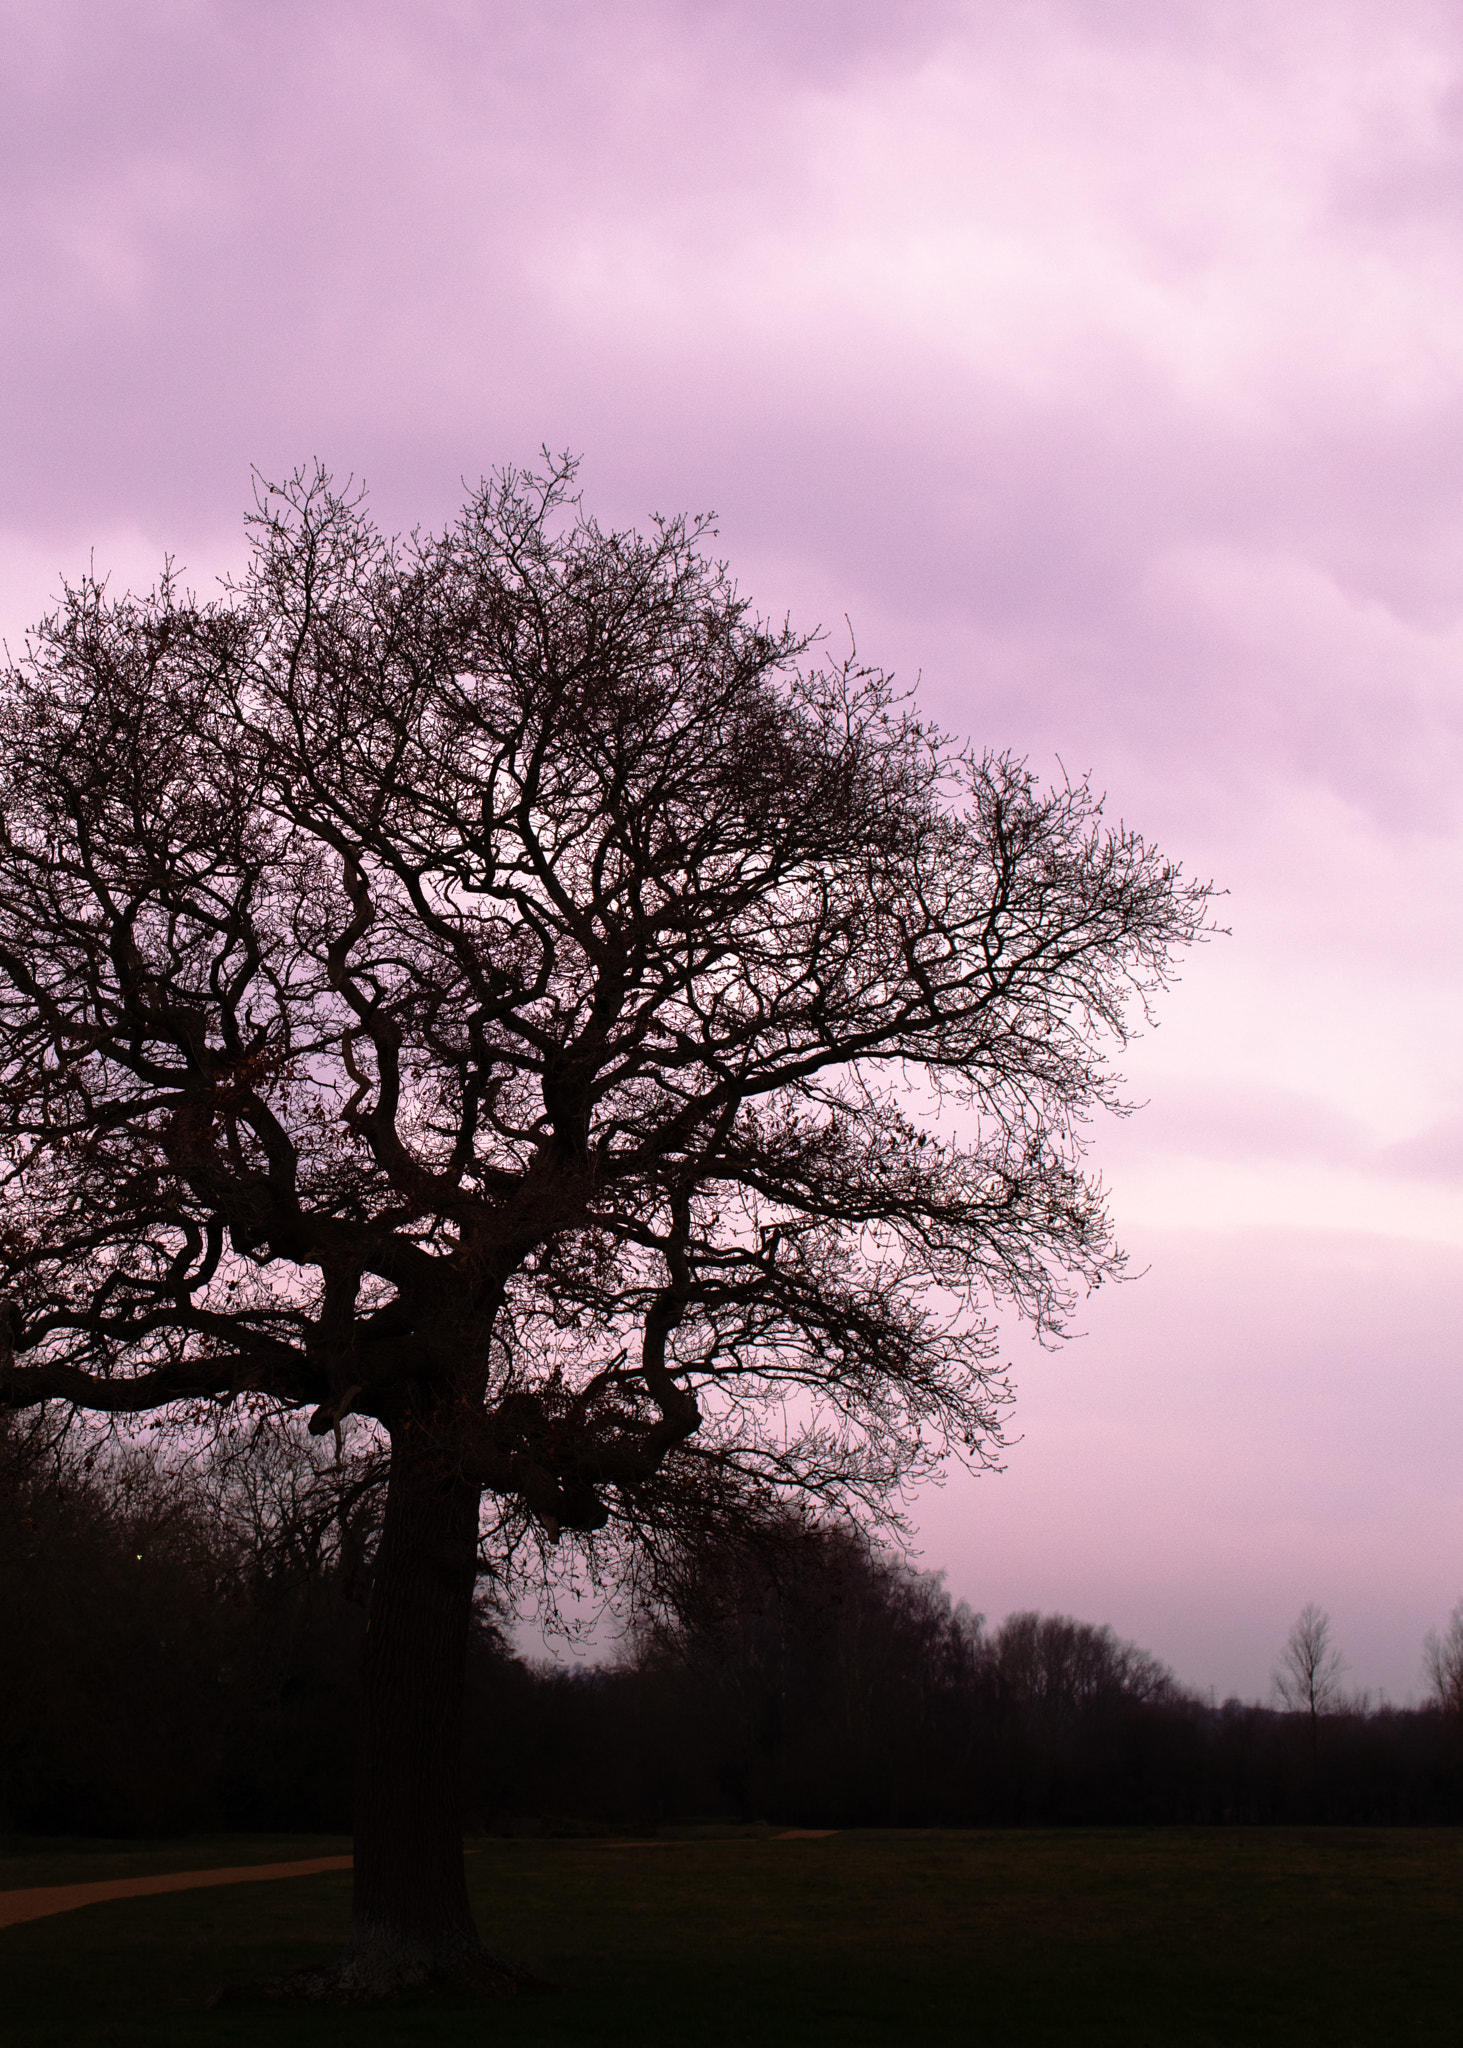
left=211, top=1421, right=526, bottom=2005
left=275, top=1421, right=514, bottom=1999
left=336, top=1426, right=482, bottom=1990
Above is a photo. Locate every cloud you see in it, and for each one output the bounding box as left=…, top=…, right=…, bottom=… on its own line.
left=4, top=0, right=1462, bottom=1691
left=4, top=0, right=1459, bottom=1145
left=1380, top=1116, right=1463, bottom=1183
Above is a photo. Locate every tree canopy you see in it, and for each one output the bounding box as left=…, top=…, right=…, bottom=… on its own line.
left=0, top=461, right=1206, bottom=1527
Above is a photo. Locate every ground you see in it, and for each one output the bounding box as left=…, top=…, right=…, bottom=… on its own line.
left=2, top=1826, right=1460, bottom=2046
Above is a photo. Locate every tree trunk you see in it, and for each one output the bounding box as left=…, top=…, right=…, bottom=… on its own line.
left=330, top=1427, right=488, bottom=1993
left=212, top=1423, right=526, bottom=2007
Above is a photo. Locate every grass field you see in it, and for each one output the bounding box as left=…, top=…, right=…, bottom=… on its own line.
left=3, top=1826, right=1461, bottom=2047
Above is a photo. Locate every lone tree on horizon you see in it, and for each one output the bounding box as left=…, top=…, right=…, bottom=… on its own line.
left=1274, top=1603, right=1347, bottom=1772
left=0, top=461, right=1212, bottom=1998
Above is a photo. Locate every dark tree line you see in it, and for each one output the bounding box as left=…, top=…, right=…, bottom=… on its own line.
left=6, top=1414, right=1460, bottom=1839
left=0, top=1411, right=383, bottom=1836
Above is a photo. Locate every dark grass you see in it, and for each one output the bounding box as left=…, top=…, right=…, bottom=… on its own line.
left=3, top=1828, right=1461, bottom=2047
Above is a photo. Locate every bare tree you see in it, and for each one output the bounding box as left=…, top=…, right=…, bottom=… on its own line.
left=1423, top=1602, right=1463, bottom=1716
left=986, top=1610, right=1177, bottom=1718
left=0, top=460, right=1212, bottom=1997
left=1273, top=1604, right=1346, bottom=1761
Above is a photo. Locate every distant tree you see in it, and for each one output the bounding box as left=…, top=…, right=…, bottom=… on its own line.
left=985, top=1609, right=1177, bottom=1718
left=623, top=1512, right=987, bottom=1824
left=1423, top=1603, right=1463, bottom=1716
left=1274, top=1604, right=1346, bottom=1762
left=0, top=460, right=1212, bottom=1998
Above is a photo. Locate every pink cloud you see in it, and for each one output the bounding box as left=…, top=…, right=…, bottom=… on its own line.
left=1381, top=1117, right=1463, bottom=1183
left=3, top=0, right=1462, bottom=1694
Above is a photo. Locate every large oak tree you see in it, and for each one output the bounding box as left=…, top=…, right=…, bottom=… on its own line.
left=0, top=462, right=1211, bottom=1996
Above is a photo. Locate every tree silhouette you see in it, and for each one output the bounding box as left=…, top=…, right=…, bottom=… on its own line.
left=1274, top=1603, right=1346, bottom=1773
left=1423, top=1602, right=1463, bottom=1716
left=0, top=460, right=1212, bottom=1996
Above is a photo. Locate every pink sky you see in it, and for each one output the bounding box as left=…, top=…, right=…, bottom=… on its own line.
left=3, top=0, right=1461, bottom=1700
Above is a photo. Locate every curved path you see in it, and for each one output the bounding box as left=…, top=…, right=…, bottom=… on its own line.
left=0, top=1855, right=352, bottom=1931
left=0, top=1830, right=835, bottom=1932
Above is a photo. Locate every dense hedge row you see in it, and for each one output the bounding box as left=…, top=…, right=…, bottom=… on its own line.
left=3, top=1414, right=1460, bottom=1835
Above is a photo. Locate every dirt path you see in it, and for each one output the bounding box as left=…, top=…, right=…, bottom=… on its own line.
left=0, top=1830, right=837, bottom=1931
left=0, top=1855, right=353, bottom=1931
